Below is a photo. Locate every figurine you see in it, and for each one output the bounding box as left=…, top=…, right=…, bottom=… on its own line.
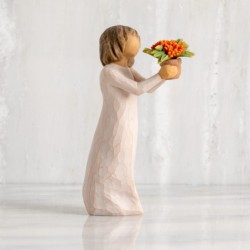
left=82, top=25, right=182, bottom=216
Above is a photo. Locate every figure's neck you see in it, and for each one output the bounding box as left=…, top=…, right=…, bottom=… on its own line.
left=113, top=57, right=129, bottom=67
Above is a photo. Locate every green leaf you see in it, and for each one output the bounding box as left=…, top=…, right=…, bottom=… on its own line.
left=182, top=41, right=189, bottom=49
left=151, top=50, right=160, bottom=55
left=143, top=48, right=152, bottom=53
left=153, top=51, right=165, bottom=58
left=155, top=45, right=163, bottom=51
left=180, top=50, right=195, bottom=57
left=175, top=38, right=183, bottom=43
left=143, top=48, right=155, bottom=57
left=159, top=54, right=169, bottom=63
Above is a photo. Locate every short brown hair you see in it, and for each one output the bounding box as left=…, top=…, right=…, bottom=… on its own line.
left=99, top=25, right=140, bottom=66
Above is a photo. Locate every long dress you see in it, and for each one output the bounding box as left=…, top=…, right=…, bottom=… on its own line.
left=82, top=62, right=165, bottom=216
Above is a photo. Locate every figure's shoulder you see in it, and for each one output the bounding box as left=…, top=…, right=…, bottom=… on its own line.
left=100, top=65, right=112, bottom=80
left=99, top=64, right=116, bottom=83
left=101, top=64, right=113, bottom=72
left=101, top=63, right=124, bottom=78
left=101, top=63, right=114, bottom=74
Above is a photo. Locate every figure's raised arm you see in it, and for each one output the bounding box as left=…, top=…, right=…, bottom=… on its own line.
left=130, top=67, right=166, bottom=93
left=130, top=67, right=146, bottom=82
left=103, top=67, right=165, bottom=96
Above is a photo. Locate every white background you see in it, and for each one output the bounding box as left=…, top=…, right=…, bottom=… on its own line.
left=0, top=0, right=250, bottom=185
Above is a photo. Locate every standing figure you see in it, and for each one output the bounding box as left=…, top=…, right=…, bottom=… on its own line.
left=82, top=25, right=181, bottom=216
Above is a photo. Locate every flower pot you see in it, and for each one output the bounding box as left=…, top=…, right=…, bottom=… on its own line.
left=160, top=58, right=182, bottom=79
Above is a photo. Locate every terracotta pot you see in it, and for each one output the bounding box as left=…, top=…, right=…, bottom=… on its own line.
left=160, top=58, right=182, bottom=79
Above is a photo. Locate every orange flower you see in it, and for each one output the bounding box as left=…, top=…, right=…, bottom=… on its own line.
left=151, top=39, right=185, bottom=58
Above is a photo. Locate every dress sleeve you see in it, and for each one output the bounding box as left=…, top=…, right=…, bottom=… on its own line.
left=130, top=67, right=166, bottom=93
left=104, top=67, right=165, bottom=96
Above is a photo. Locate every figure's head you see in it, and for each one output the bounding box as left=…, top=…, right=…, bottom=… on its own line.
left=99, top=25, right=141, bottom=66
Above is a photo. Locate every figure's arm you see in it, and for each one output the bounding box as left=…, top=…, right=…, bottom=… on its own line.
left=130, top=67, right=166, bottom=93
left=130, top=67, right=146, bottom=81
left=103, top=67, right=165, bottom=96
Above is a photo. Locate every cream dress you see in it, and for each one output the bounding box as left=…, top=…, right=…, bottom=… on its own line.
left=82, top=62, right=165, bottom=216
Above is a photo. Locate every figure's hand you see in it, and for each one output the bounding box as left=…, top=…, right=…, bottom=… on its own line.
left=128, top=57, right=135, bottom=67
left=158, top=58, right=182, bottom=80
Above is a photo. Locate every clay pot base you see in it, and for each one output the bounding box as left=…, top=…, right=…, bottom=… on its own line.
left=164, top=65, right=178, bottom=78
left=160, top=58, right=182, bottom=79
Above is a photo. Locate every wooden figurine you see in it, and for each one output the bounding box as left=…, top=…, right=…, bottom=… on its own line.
left=82, top=25, right=182, bottom=216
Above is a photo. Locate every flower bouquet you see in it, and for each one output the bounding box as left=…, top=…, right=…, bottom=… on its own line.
left=143, top=39, right=195, bottom=65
